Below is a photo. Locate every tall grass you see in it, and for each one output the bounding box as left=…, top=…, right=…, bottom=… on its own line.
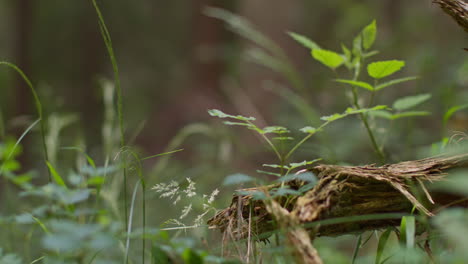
left=0, top=61, right=50, bottom=179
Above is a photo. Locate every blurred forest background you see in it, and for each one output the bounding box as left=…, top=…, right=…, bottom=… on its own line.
left=0, top=0, right=467, bottom=249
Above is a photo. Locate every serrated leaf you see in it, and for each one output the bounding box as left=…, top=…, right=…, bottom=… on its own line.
left=362, top=20, right=376, bottom=50
left=311, top=49, right=344, bottom=69
left=375, top=76, right=419, bottom=91
left=223, top=173, right=256, bottom=186
left=335, top=79, right=374, bottom=91
left=299, top=126, right=317, bottom=134
left=393, top=94, right=431, bottom=111
left=288, top=32, right=320, bottom=50
left=391, top=111, right=431, bottom=119
left=368, top=60, right=405, bottom=79
left=208, top=109, right=255, bottom=121
left=262, top=126, right=289, bottom=134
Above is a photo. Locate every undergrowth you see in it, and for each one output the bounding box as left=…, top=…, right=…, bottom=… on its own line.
left=0, top=2, right=467, bottom=264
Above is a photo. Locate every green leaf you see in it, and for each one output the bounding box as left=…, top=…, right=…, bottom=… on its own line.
left=432, top=208, right=468, bottom=259
left=341, top=43, right=353, bottom=69
left=223, top=173, right=256, bottom=186
left=288, top=32, right=320, bottom=50
left=263, top=164, right=289, bottom=169
left=346, top=105, right=387, bottom=115
left=320, top=113, right=345, bottom=122
left=1, top=159, right=20, bottom=172
left=46, top=161, right=67, bottom=189
left=390, top=111, right=431, bottom=120
left=262, top=126, right=289, bottom=134
left=443, top=103, right=468, bottom=125
left=375, top=228, right=392, bottom=264
left=298, top=182, right=317, bottom=193
left=393, top=94, right=431, bottom=111
left=400, top=216, right=415, bottom=248
left=151, top=245, right=171, bottom=264
left=182, top=248, right=203, bottom=264
left=271, top=187, right=301, bottom=197
left=223, top=121, right=254, bottom=127
left=369, top=110, right=393, bottom=120
left=256, top=170, right=281, bottom=177
left=289, top=159, right=321, bottom=170
left=236, top=190, right=267, bottom=200
left=311, top=49, right=344, bottom=69
left=208, top=109, right=255, bottom=121
left=272, top=136, right=294, bottom=141
left=374, top=76, right=419, bottom=91
left=299, top=126, right=317, bottom=134
left=363, top=50, right=379, bottom=59
left=335, top=79, right=374, bottom=91
left=352, top=34, right=362, bottom=59
left=362, top=20, right=377, bottom=50
left=367, top=60, right=405, bottom=79
left=342, top=43, right=351, bottom=61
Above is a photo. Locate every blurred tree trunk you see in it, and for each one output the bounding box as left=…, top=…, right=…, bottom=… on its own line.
left=147, top=0, right=232, bottom=151
left=237, top=0, right=303, bottom=121
left=14, top=0, right=33, bottom=117
left=80, top=4, right=104, bottom=148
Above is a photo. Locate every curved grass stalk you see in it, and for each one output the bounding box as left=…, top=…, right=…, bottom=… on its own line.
left=91, top=0, right=130, bottom=242
left=0, top=62, right=50, bottom=179
left=0, top=118, right=40, bottom=178
left=125, top=179, right=141, bottom=264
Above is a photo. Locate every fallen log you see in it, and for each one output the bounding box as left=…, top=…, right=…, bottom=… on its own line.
left=433, top=0, right=468, bottom=33
left=208, top=154, right=468, bottom=263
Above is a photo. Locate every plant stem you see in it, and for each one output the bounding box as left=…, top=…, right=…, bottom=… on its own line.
left=247, top=121, right=283, bottom=162
left=349, top=60, right=386, bottom=163
left=351, top=87, right=385, bottom=163
left=92, top=0, right=128, bottom=232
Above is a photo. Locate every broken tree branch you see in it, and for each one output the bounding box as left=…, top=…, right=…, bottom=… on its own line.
left=433, top=0, right=468, bottom=32
left=208, top=154, right=468, bottom=240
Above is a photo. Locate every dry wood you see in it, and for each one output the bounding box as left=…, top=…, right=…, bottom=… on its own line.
left=433, top=0, right=468, bottom=32
left=208, top=154, right=468, bottom=264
